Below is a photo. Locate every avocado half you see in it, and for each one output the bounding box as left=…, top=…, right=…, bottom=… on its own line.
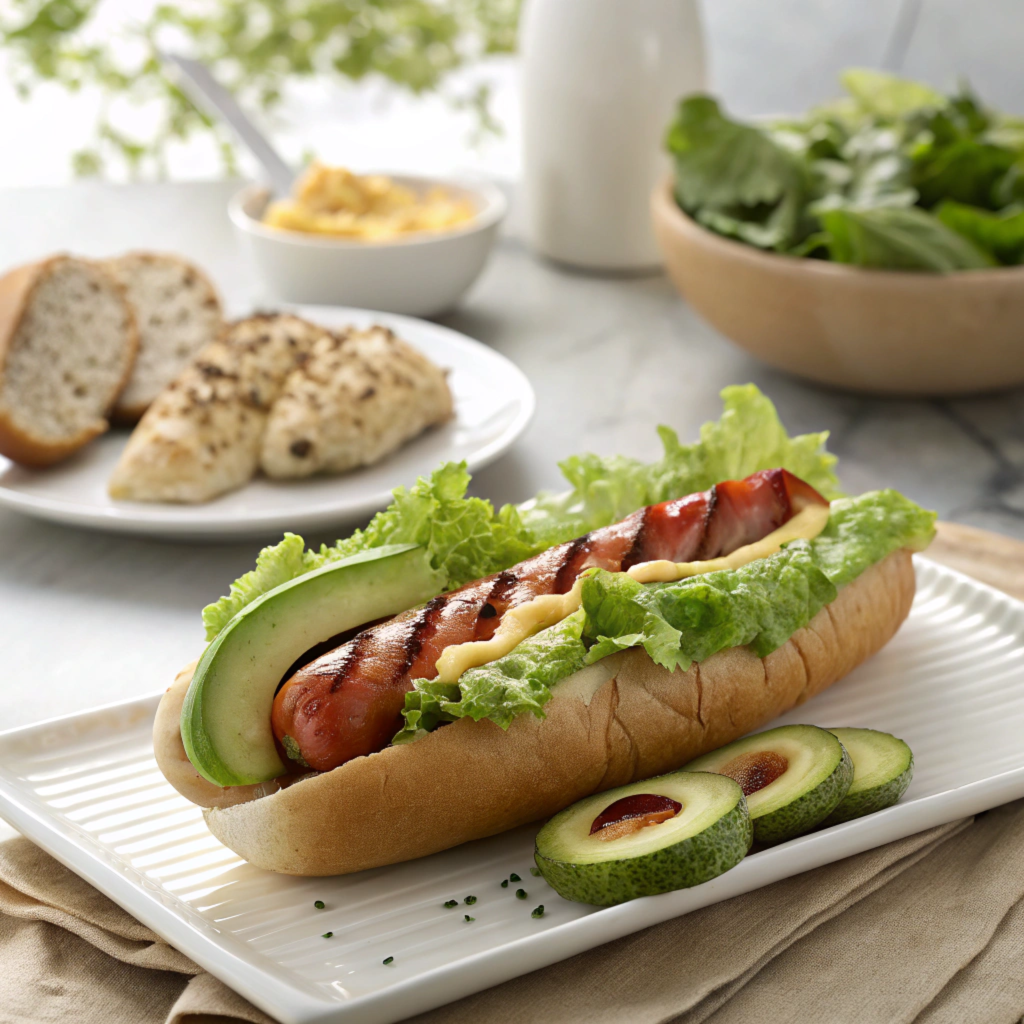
left=821, top=728, right=914, bottom=826
left=683, top=724, right=853, bottom=845
left=535, top=771, right=751, bottom=906
left=182, top=544, right=444, bottom=787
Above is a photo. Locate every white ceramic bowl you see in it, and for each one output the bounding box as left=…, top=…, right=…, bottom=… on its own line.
left=229, top=175, right=507, bottom=316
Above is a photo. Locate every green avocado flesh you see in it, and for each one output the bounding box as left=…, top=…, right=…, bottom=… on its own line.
left=534, top=772, right=752, bottom=905
left=821, top=728, right=914, bottom=826
left=181, top=544, right=444, bottom=788
left=683, top=725, right=853, bottom=845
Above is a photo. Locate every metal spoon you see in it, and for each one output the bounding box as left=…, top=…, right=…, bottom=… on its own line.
left=159, top=51, right=296, bottom=197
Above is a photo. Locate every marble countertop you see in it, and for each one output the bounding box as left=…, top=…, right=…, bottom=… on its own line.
left=0, top=179, right=1022, bottom=789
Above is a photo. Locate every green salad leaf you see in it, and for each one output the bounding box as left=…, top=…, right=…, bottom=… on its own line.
left=583, top=545, right=836, bottom=669
left=666, top=68, right=1024, bottom=269
left=665, top=95, right=806, bottom=213
left=818, top=205, right=993, bottom=270
left=202, top=464, right=532, bottom=641
left=936, top=200, right=1024, bottom=265
left=807, top=490, right=938, bottom=586
left=520, top=383, right=840, bottom=549
left=584, top=489, right=935, bottom=671
left=395, top=610, right=590, bottom=741
left=839, top=68, right=943, bottom=119
left=665, top=96, right=810, bottom=251
left=307, top=462, right=534, bottom=596
left=394, top=490, right=936, bottom=740
left=202, top=385, right=839, bottom=639
left=202, top=533, right=311, bottom=641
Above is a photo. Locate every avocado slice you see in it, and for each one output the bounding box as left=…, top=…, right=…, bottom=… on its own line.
left=682, top=724, right=853, bottom=845
left=820, top=728, right=914, bottom=826
left=534, top=771, right=751, bottom=905
left=182, top=544, right=444, bottom=788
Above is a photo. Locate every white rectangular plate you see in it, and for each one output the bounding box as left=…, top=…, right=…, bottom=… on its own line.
left=1, top=557, right=1024, bottom=1024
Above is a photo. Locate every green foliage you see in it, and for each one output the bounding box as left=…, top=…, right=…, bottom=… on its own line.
left=819, top=206, right=993, bottom=270
left=0, top=0, right=521, bottom=177
left=936, top=200, right=1024, bottom=264
left=521, top=383, right=839, bottom=549
left=666, top=96, right=807, bottom=211
left=201, top=461, right=533, bottom=640
left=839, top=67, right=943, bottom=119
left=666, top=68, right=1024, bottom=269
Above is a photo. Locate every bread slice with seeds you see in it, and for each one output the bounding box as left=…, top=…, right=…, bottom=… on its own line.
left=108, top=314, right=327, bottom=503
left=0, top=256, right=137, bottom=466
left=260, top=325, right=453, bottom=479
left=105, top=252, right=223, bottom=422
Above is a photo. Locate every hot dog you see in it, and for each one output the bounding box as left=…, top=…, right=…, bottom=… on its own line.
left=153, top=388, right=936, bottom=875
left=273, top=469, right=827, bottom=773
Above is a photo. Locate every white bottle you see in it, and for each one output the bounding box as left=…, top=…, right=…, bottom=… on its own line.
left=520, top=0, right=706, bottom=270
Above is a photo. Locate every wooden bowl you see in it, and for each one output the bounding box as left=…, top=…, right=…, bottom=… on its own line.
left=650, top=177, right=1024, bottom=395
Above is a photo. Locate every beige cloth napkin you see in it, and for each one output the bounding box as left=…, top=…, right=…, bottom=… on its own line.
left=5, top=803, right=1024, bottom=1024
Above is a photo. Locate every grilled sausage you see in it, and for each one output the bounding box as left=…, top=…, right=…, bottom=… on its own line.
left=272, top=468, right=827, bottom=771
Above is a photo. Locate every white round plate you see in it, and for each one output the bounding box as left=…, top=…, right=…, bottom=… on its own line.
left=0, top=306, right=535, bottom=541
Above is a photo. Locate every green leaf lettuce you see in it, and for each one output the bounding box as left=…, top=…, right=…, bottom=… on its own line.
left=520, top=383, right=840, bottom=549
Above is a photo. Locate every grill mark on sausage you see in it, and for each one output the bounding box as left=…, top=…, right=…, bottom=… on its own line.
left=326, top=631, right=372, bottom=694
left=473, top=571, right=519, bottom=640
left=483, top=570, right=518, bottom=612
left=395, top=595, right=447, bottom=680
left=769, top=466, right=791, bottom=508
left=696, top=485, right=719, bottom=560
left=620, top=507, right=651, bottom=571
left=279, top=614, right=390, bottom=690
left=553, top=535, right=591, bottom=594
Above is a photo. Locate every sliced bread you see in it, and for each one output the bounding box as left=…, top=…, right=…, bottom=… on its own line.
left=108, top=314, right=328, bottom=503
left=0, top=256, right=138, bottom=466
left=105, top=252, right=223, bottom=421
left=260, top=325, right=453, bottom=479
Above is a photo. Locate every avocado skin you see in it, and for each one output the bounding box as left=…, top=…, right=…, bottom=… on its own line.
left=753, top=744, right=854, bottom=846
left=820, top=756, right=914, bottom=827
left=534, top=799, right=752, bottom=906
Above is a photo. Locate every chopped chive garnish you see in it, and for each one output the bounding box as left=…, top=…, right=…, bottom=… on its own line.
left=500, top=879, right=509, bottom=888
left=531, top=905, right=545, bottom=918
left=464, top=895, right=477, bottom=905
left=383, top=956, right=394, bottom=965
left=444, top=899, right=458, bottom=908
left=314, top=900, right=325, bottom=910
left=322, top=931, right=333, bottom=938
left=516, top=888, right=527, bottom=900
left=509, top=873, right=521, bottom=882
left=464, top=914, right=475, bottom=922
left=530, top=867, right=541, bottom=877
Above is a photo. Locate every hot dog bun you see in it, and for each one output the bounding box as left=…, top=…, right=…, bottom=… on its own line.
left=154, top=548, right=915, bottom=875
left=154, top=661, right=287, bottom=810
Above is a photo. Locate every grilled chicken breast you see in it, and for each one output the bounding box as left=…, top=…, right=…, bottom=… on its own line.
left=260, top=325, right=453, bottom=480
left=108, top=314, right=327, bottom=503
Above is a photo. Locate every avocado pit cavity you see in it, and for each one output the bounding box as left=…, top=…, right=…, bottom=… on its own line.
left=590, top=793, right=682, bottom=842
left=719, top=750, right=789, bottom=796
